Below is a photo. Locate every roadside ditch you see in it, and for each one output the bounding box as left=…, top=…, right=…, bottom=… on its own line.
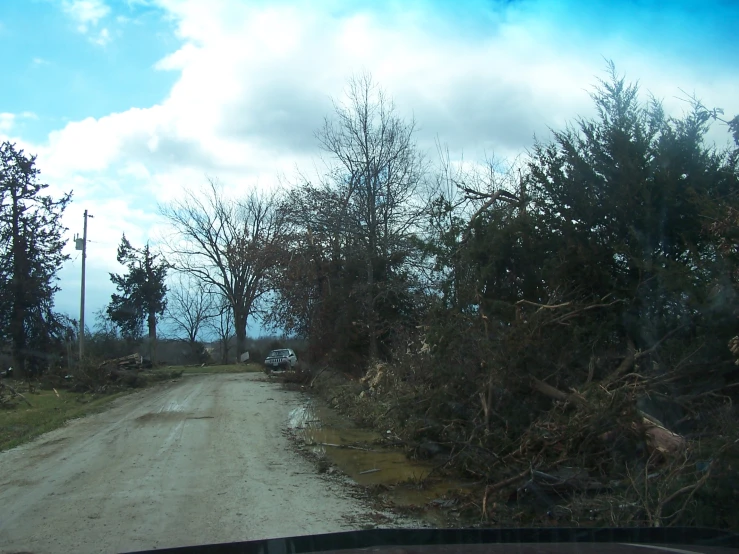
left=285, top=393, right=478, bottom=527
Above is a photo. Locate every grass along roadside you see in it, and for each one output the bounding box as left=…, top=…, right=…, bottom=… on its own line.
left=0, top=367, right=182, bottom=451
left=0, top=388, right=132, bottom=451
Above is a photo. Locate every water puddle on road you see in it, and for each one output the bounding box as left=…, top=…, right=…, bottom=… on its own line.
left=288, top=401, right=473, bottom=516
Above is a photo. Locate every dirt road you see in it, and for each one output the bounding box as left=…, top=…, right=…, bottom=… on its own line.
left=0, top=373, right=398, bottom=553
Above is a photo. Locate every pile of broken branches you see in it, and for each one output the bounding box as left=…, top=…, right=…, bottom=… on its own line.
left=358, top=294, right=739, bottom=529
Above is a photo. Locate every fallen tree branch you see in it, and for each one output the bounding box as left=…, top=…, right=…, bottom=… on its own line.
left=663, top=453, right=721, bottom=526
left=635, top=326, right=685, bottom=360
left=530, top=377, right=590, bottom=409
left=482, top=468, right=531, bottom=519
left=516, top=299, right=572, bottom=311
left=460, top=189, right=519, bottom=244
left=605, top=338, right=637, bottom=384
left=313, top=442, right=379, bottom=452
left=641, top=418, right=687, bottom=456
left=309, top=366, right=329, bottom=388
left=1, top=383, right=32, bottom=407
left=548, top=299, right=623, bottom=326
left=585, top=355, right=595, bottom=386
left=606, top=327, right=686, bottom=385
left=676, top=381, right=739, bottom=402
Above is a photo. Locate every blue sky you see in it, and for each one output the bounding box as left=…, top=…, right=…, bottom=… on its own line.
left=1, top=0, right=737, bottom=340
left=2, top=1, right=178, bottom=142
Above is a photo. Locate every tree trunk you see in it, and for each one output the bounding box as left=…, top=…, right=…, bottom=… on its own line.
left=148, top=310, right=157, bottom=364
left=189, top=339, right=200, bottom=362
left=10, top=295, right=26, bottom=378
left=220, top=337, right=229, bottom=365
left=234, top=307, right=247, bottom=364
left=367, top=258, right=377, bottom=359
left=10, top=190, right=27, bottom=378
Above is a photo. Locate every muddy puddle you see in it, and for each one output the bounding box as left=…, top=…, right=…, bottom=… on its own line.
left=288, top=400, right=474, bottom=519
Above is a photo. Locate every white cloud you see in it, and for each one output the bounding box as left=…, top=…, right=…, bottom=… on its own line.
left=90, top=27, right=111, bottom=46
left=62, top=0, right=110, bottom=32
left=41, top=1, right=739, bottom=183
left=62, top=0, right=112, bottom=46
left=22, top=1, right=739, bottom=321
left=119, top=162, right=151, bottom=180
left=0, top=113, right=15, bottom=133
left=154, top=42, right=200, bottom=71
left=0, top=112, right=38, bottom=135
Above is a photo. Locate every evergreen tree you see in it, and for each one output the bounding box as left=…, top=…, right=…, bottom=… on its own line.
left=0, top=142, right=72, bottom=376
left=107, top=234, right=168, bottom=362
left=527, top=63, right=737, bottom=354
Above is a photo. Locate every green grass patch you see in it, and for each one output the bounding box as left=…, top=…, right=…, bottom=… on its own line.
left=175, top=363, right=264, bottom=374
left=0, top=388, right=131, bottom=451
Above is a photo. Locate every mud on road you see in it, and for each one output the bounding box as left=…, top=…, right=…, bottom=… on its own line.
left=0, top=373, right=412, bottom=553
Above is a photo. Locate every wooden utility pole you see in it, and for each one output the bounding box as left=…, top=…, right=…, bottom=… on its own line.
left=75, top=210, right=92, bottom=360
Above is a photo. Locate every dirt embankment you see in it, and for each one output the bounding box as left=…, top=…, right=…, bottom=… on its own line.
left=0, top=373, right=410, bottom=554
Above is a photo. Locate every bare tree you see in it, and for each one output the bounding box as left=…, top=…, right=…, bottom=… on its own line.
left=316, top=72, right=426, bottom=358
left=164, top=273, right=216, bottom=359
left=159, top=180, right=285, bottom=361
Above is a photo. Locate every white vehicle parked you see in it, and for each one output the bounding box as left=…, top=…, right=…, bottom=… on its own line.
left=264, top=348, right=298, bottom=372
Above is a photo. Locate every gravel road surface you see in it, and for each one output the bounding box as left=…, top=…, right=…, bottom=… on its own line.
left=0, top=373, right=391, bottom=553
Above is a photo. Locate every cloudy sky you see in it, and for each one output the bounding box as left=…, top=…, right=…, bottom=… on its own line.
left=1, top=0, right=737, bottom=338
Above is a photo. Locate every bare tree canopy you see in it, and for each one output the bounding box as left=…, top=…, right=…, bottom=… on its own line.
left=164, top=273, right=216, bottom=349
left=159, top=180, right=285, bottom=359
left=318, top=72, right=426, bottom=246
left=313, top=72, right=427, bottom=358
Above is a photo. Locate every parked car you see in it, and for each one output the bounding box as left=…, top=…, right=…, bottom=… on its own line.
left=264, top=349, right=298, bottom=372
